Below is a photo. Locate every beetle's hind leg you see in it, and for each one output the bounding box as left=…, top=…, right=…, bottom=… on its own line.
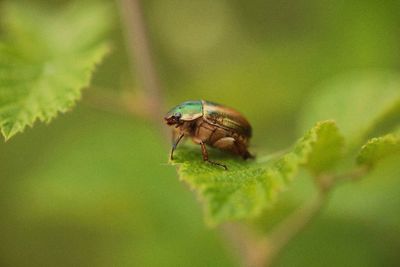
left=199, top=142, right=228, bottom=170
left=232, top=138, right=253, bottom=160
left=237, top=143, right=254, bottom=160
left=212, top=137, right=253, bottom=160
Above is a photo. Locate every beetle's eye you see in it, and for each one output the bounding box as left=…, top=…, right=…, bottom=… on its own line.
left=174, top=112, right=182, bottom=119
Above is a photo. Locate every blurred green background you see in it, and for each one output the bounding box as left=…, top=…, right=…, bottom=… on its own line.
left=1, top=0, right=400, bottom=266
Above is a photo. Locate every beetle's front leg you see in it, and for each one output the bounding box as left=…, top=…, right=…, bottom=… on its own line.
left=199, top=141, right=228, bottom=170
left=170, top=133, right=184, bottom=160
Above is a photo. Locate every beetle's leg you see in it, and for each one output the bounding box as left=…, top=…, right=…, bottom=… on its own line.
left=170, top=133, right=184, bottom=160
left=234, top=140, right=254, bottom=160
left=241, top=149, right=254, bottom=160
left=212, top=137, right=253, bottom=159
left=200, top=142, right=228, bottom=170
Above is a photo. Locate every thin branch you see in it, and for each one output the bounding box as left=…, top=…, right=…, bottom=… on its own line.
left=221, top=191, right=329, bottom=267
left=226, top=168, right=367, bottom=267
left=261, top=190, right=329, bottom=267
left=117, top=0, right=165, bottom=123
left=222, top=223, right=261, bottom=267
left=335, top=166, right=368, bottom=183
left=83, top=88, right=149, bottom=118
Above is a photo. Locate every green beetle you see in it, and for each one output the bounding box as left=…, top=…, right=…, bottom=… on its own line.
left=164, top=100, right=253, bottom=170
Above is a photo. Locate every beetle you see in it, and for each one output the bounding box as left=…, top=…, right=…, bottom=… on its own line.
left=164, top=100, right=253, bottom=170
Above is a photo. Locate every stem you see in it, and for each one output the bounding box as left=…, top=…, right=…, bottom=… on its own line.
left=230, top=169, right=367, bottom=267
left=221, top=190, right=329, bottom=267
left=84, top=88, right=147, bottom=118
left=222, top=223, right=262, bottom=267
left=261, top=190, right=329, bottom=267
left=117, top=0, right=165, bottom=123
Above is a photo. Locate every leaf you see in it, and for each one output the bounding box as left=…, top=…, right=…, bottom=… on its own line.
left=304, top=121, right=345, bottom=175
left=0, top=1, right=112, bottom=140
left=300, top=71, right=400, bottom=144
left=357, top=133, right=400, bottom=167
left=171, top=120, right=344, bottom=226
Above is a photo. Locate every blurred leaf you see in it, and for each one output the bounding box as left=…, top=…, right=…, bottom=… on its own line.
left=300, top=71, right=400, bottom=145
left=357, top=133, right=400, bottom=167
left=171, top=120, right=343, bottom=226
left=0, top=0, right=112, bottom=140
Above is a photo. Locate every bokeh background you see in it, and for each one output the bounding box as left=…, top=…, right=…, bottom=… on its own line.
left=1, top=0, right=400, bottom=266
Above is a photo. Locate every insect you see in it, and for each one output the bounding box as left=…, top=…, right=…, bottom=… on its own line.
left=164, top=100, right=253, bottom=170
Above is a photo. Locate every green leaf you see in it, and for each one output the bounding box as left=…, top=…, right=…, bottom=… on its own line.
left=304, top=121, right=345, bottom=175
left=0, top=1, right=112, bottom=140
left=357, top=133, right=400, bottom=167
left=171, top=120, right=344, bottom=226
left=300, top=71, right=400, bottom=144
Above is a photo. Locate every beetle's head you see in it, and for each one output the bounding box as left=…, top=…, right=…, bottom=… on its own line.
left=164, top=100, right=203, bottom=126
left=164, top=111, right=182, bottom=126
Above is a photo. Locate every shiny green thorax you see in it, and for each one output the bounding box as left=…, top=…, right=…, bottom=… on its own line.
left=165, top=100, right=203, bottom=121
